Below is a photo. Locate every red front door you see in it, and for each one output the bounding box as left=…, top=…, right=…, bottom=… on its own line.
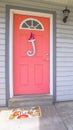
left=13, top=14, right=50, bottom=95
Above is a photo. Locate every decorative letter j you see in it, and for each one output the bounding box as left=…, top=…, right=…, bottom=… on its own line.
left=27, top=33, right=36, bottom=56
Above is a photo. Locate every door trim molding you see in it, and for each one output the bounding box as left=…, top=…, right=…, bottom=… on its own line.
left=6, top=5, right=56, bottom=106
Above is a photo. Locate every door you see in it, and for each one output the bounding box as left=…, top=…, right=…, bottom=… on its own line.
left=13, top=14, right=50, bottom=95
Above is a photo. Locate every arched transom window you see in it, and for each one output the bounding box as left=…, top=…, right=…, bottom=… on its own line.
left=20, top=18, right=44, bottom=31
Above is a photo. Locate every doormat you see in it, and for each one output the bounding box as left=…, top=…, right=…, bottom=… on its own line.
left=7, top=106, right=41, bottom=120
left=8, top=106, right=41, bottom=120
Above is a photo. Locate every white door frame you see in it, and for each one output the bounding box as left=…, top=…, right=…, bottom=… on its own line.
left=9, top=9, right=53, bottom=98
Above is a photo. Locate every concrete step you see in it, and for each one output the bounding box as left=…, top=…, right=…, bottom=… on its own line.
left=8, top=95, right=53, bottom=108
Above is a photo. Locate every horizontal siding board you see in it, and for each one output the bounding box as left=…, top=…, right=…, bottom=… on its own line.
left=57, top=62, right=73, bottom=67
left=57, top=57, right=73, bottom=62
left=0, top=73, right=5, bottom=78
left=0, top=28, right=5, bottom=33
left=57, top=66, right=73, bottom=72
left=0, top=39, right=5, bottom=44
left=57, top=36, right=73, bottom=40
left=0, top=18, right=5, bottom=23
left=0, top=89, right=6, bottom=94
left=0, top=78, right=5, bottom=83
left=0, top=30, right=5, bottom=34
left=56, top=95, right=73, bottom=101
left=57, top=90, right=73, bottom=96
left=57, top=43, right=73, bottom=48
left=0, top=8, right=5, bottom=12
left=0, top=24, right=5, bottom=29
left=57, top=76, right=73, bottom=81
left=57, top=48, right=73, bottom=53
left=0, top=45, right=5, bottom=50
left=0, top=67, right=5, bottom=72
left=0, top=100, right=6, bottom=106
left=57, top=52, right=73, bottom=57
left=0, top=62, right=5, bottom=66
left=57, top=38, right=73, bottom=43
left=0, top=84, right=5, bottom=89
left=0, top=56, right=5, bottom=61
left=0, top=95, right=6, bottom=100
left=57, top=28, right=73, bottom=34
left=0, top=13, right=5, bottom=18
left=57, top=80, right=73, bottom=86
left=0, top=34, right=5, bottom=39
left=0, top=51, right=5, bottom=55
left=0, top=2, right=6, bottom=7
left=57, top=86, right=73, bottom=91
left=57, top=71, right=73, bottom=77
left=57, top=33, right=73, bottom=39
left=57, top=24, right=73, bottom=30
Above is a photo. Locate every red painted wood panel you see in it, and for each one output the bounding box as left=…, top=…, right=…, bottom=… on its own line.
left=13, top=14, right=50, bottom=95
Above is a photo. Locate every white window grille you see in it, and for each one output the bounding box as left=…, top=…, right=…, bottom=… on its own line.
left=20, top=18, right=44, bottom=31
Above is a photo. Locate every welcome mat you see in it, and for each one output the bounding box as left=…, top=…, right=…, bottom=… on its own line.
left=0, top=106, right=41, bottom=120
left=9, top=106, right=41, bottom=120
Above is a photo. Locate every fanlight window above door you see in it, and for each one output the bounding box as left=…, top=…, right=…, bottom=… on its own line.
left=20, top=18, right=44, bottom=31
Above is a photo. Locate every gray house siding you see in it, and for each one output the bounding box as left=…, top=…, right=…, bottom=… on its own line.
left=0, top=2, right=6, bottom=106
left=0, top=0, right=73, bottom=106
